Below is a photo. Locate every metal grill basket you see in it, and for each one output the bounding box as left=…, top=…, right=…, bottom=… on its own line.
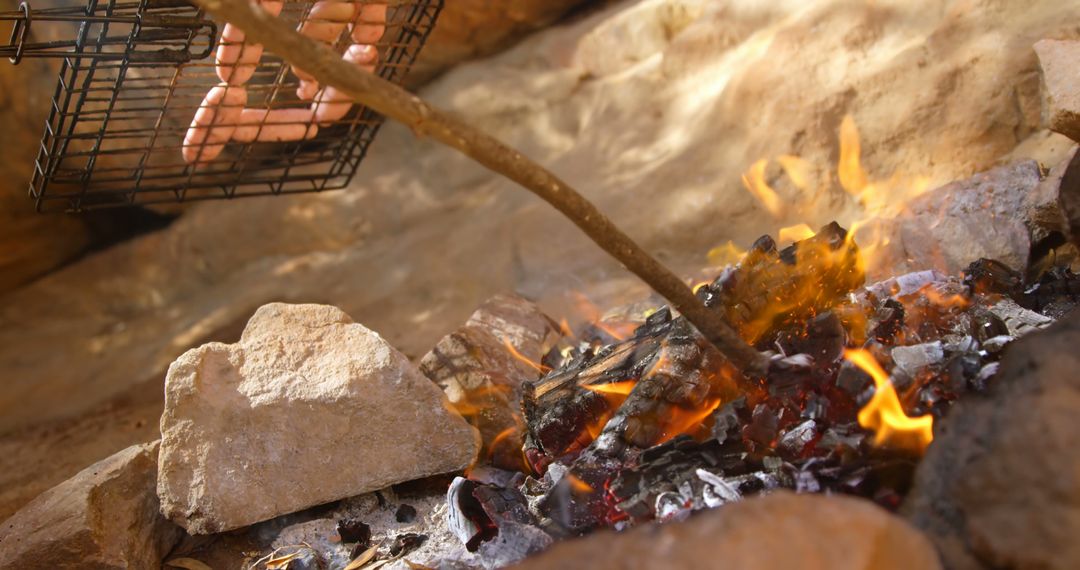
left=1, top=0, right=442, bottom=211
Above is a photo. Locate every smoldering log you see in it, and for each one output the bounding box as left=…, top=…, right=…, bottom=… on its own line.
left=522, top=309, right=676, bottom=462
left=524, top=223, right=866, bottom=462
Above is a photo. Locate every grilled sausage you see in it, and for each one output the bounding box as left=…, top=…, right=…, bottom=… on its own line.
left=310, top=43, right=378, bottom=124
left=183, top=83, right=247, bottom=164
left=215, top=1, right=283, bottom=85
left=232, top=108, right=320, bottom=143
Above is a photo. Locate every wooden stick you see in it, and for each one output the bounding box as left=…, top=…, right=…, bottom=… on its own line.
left=194, top=0, right=770, bottom=375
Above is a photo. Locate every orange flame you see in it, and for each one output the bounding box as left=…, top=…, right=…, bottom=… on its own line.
left=655, top=398, right=723, bottom=445
left=566, top=473, right=594, bottom=494
left=502, top=338, right=550, bottom=374
left=741, top=159, right=784, bottom=218
left=581, top=380, right=637, bottom=441
left=778, top=223, right=815, bottom=244
left=844, top=348, right=933, bottom=454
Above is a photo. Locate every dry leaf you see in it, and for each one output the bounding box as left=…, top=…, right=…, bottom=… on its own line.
left=265, top=551, right=302, bottom=569
left=404, top=561, right=434, bottom=570
left=343, top=545, right=378, bottom=570
left=165, top=558, right=214, bottom=570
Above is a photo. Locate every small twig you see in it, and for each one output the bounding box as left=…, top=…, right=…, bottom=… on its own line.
left=194, top=0, right=769, bottom=375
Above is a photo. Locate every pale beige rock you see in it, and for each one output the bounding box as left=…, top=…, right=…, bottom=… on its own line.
left=156, top=303, right=479, bottom=534
left=0, top=441, right=181, bottom=570
left=512, top=491, right=942, bottom=570
left=1035, top=39, right=1080, bottom=142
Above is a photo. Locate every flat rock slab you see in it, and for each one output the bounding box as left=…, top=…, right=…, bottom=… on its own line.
left=157, top=303, right=479, bottom=534
left=1035, top=39, right=1080, bottom=142
left=0, top=441, right=181, bottom=569
left=903, top=310, right=1080, bottom=569
left=512, top=491, right=940, bottom=570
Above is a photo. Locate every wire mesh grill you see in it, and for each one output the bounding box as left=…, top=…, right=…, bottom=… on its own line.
left=1, top=0, right=442, bottom=212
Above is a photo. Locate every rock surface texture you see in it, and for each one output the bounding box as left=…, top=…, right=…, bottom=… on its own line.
left=878, top=161, right=1043, bottom=276
left=512, top=491, right=941, bottom=570
left=1035, top=39, right=1080, bottom=142
left=903, top=311, right=1080, bottom=570
left=0, top=441, right=180, bottom=570
left=4, top=0, right=1080, bottom=518
left=156, top=303, right=479, bottom=534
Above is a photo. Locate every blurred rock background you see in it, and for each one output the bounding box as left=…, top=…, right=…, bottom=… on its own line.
left=1, top=0, right=1079, bottom=520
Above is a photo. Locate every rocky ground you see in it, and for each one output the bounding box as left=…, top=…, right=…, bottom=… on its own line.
left=2, top=0, right=1080, bottom=524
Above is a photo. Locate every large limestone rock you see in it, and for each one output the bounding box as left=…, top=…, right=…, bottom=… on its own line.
left=0, top=441, right=181, bottom=570
left=1035, top=39, right=1080, bottom=142
left=512, top=491, right=941, bottom=570
left=903, top=310, right=1080, bottom=569
left=157, top=303, right=479, bottom=534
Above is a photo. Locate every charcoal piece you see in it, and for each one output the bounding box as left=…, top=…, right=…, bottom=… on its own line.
left=655, top=492, right=693, bottom=523
left=447, top=477, right=496, bottom=551
left=963, top=258, right=1024, bottom=298
left=394, top=504, right=417, bottom=524
left=891, top=342, right=944, bottom=380
left=1022, top=266, right=1080, bottom=314
left=337, top=518, right=372, bottom=546
left=801, top=393, right=830, bottom=420
left=697, top=469, right=742, bottom=507
left=836, top=360, right=873, bottom=396
left=539, top=452, right=624, bottom=533
left=776, top=312, right=846, bottom=365
left=818, top=424, right=865, bottom=454
left=777, top=419, right=818, bottom=457
left=989, top=298, right=1054, bottom=337
left=743, top=404, right=780, bottom=447
left=388, top=533, right=427, bottom=557
left=869, top=299, right=906, bottom=344
left=711, top=398, right=745, bottom=443
left=969, top=362, right=1000, bottom=392
left=793, top=467, right=821, bottom=493
left=473, top=485, right=535, bottom=528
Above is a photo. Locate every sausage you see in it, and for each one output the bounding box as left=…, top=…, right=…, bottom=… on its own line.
left=231, top=108, right=320, bottom=143
left=183, top=83, right=247, bottom=164
left=351, top=2, right=388, bottom=45
left=215, top=1, right=283, bottom=85
left=292, top=0, right=354, bottom=99
left=310, top=43, right=378, bottom=125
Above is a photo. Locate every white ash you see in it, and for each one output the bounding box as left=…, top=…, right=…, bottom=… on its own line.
left=263, top=488, right=480, bottom=570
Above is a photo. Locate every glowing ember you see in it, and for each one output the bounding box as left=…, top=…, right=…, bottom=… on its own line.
left=844, top=348, right=934, bottom=454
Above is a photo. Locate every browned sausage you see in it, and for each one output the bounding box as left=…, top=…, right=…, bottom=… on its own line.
left=183, top=83, right=247, bottom=164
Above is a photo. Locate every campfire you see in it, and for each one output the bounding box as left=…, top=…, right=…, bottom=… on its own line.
left=435, top=119, right=1078, bottom=549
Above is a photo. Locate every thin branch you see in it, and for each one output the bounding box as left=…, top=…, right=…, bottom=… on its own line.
left=194, top=0, right=770, bottom=375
